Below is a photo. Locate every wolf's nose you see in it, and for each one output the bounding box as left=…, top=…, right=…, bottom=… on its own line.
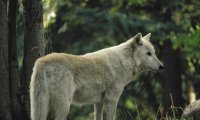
left=159, top=65, right=164, bottom=70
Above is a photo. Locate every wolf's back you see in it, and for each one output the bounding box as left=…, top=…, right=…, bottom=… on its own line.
left=30, top=60, right=49, bottom=120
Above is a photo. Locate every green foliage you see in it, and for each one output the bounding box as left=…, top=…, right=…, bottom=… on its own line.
left=43, top=0, right=200, bottom=119
left=15, top=0, right=200, bottom=119
left=171, top=26, right=200, bottom=58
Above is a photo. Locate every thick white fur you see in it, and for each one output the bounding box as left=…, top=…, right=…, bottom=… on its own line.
left=30, top=33, right=163, bottom=120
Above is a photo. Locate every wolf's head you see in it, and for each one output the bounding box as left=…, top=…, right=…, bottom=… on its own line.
left=131, top=33, right=164, bottom=72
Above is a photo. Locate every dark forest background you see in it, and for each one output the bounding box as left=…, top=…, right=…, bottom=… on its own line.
left=0, top=0, right=200, bottom=119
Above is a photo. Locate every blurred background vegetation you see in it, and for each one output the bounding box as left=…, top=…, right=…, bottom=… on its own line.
left=16, top=0, right=200, bottom=119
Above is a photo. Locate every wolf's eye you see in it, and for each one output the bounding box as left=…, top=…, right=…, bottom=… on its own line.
left=146, top=52, right=152, bottom=56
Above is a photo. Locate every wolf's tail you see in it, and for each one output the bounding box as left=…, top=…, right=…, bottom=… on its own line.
left=30, top=61, right=49, bottom=120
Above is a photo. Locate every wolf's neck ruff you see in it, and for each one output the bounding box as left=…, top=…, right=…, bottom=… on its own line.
left=120, top=41, right=142, bottom=74
left=133, top=51, right=142, bottom=72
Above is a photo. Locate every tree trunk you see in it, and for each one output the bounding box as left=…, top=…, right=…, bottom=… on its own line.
left=162, top=41, right=183, bottom=118
left=22, top=0, right=45, bottom=118
left=8, top=0, right=24, bottom=119
left=0, top=0, right=12, bottom=119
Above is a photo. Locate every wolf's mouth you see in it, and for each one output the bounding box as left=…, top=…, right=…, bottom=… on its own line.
left=148, top=67, right=160, bottom=72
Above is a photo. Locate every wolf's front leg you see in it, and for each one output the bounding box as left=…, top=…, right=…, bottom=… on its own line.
left=104, top=100, right=118, bottom=120
left=94, top=102, right=104, bottom=120
left=103, top=87, right=123, bottom=120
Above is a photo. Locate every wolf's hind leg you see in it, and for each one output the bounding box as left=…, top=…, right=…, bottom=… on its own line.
left=53, top=75, right=74, bottom=120
left=54, top=96, right=70, bottom=120
left=53, top=87, right=73, bottom=120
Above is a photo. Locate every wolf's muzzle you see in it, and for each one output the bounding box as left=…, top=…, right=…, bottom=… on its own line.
left=159, top=65, right=164, bottom=70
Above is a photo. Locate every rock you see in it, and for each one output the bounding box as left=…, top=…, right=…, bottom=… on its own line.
left=182, top=100, right=200, bottom=120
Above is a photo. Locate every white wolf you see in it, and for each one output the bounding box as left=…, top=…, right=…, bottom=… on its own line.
left=30, top=33, right=163, bottom=120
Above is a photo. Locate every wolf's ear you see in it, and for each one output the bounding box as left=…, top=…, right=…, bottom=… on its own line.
left=134, top=33, right=142, bottom=45
left=143, top=33, right=151, bottom=41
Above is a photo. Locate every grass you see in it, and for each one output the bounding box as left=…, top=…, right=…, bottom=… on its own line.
left=118, top=95, right=194, bottom=120
left=119, top=106, right=193, bottom=120
left=68, top=95, right=194, bottom=120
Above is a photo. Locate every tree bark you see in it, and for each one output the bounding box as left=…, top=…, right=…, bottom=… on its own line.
left=8, top=0, right=24, bottom=119
left=0, top=0, right=12, bottom=119
left=162, top=41, right=183, bottom=118
left=22, top=0, right=45, bottom=118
